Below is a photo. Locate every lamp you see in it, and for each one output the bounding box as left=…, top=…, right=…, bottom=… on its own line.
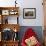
left=14, top=28, right=17, bottom=32
left=13, top=28, right=19, bottom=41
left=15, top=0, right=17, bottom=7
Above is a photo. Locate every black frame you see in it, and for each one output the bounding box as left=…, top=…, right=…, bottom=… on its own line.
left=23, top=8, right=36, bottom=19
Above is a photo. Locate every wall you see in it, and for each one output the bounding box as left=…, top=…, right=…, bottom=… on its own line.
left=0, top=0, right=44, bottom=26
left=19, top=0, right=44, bottom=26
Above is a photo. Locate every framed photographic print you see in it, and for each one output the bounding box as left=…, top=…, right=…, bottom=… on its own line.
left=9, top=9, right=18, bottom=15
left=23, top=8, right=36, bottom=19
left=2, top=10, right=9, bottom=15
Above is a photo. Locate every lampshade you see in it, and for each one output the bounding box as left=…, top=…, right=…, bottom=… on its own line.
left=13, top=28, right=17, bottom=32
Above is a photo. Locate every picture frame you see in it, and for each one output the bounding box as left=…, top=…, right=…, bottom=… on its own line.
left=23, top=8, right=36, bottom=19
left=9, top=10, right=18, bottom=15
left=2, top=10, right=9, bottom=15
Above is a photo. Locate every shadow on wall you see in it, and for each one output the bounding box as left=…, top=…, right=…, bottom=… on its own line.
left=18, top=26, right=44, bottom=44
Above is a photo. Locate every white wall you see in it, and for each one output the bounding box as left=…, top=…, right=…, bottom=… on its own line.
left=0, top=0, right=44, bottom=26
left=19, top=0, right=44, bottom=26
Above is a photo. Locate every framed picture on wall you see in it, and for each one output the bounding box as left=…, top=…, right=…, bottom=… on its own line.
left=23, top=8, right=36, bottom=19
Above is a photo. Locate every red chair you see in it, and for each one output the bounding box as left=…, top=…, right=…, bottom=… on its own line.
left=21, top=28, right=41, bottom=46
